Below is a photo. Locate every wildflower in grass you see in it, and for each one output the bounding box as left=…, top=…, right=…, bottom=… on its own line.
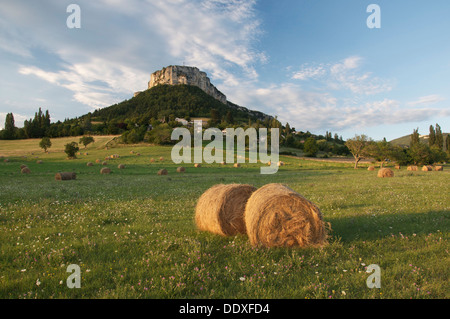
left=36, top=279, right=41, bottom=286
left=239, top=277, right=245, bottom=282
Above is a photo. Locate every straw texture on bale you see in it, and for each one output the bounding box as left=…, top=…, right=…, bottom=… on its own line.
left=87, top=162, right=94, bottom=167
left=422, top=165, right=433, bottom=171
left=244, top=183, right=327, bottom=248
left=100, top=167, right=111, bottom=174
left=21, top=167, right=31, bottom=174
left=157, top=169, right=168, bottom=175
left=195, top=184, right=257, bottom=236
left=55, top=172, right=76, bottom=180
left=367, top=166, right=375, bottom=171
left=407, top=165, right=418, bottom=171
left=377, top=168, right=394, bottom=178
left=118, top=164, right=125, bottom=169
left=176, top=166, right=186, bottom=173
left=435, top=166, right=443, bottom=171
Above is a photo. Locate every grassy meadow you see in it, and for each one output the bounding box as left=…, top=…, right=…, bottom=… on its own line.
left=0, top=136, right=448, bottom=299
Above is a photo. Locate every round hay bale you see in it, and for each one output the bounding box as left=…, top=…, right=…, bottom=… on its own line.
left=221, top=161, right=226, bottom=165
left=422, top=165, right=433, bottom=171
left=20, top=164, right=28, bottom=169
left=159, top=156, right=164, bottom=161
left=102, top=161, right=108, bottom=166
left=157, top=169, right=168, bottom=175
left=176, top=166, right=186, bottom=173
left=84, top=152, right=88, bottom=156
left=55, top=172, right=76, bottom=180
left=435, top=166, right=443, bottom=171
left=130, top=151, right=134, bottom=154
left=21, top=167, right=31, bottom=174
left=100, top=167, right=111, bottom=174
left=87, top=162, right=94, bottom=167
left=377, top=168, right=394, bottom=178
left=195, top=184, right=257, bottom=236
left=267, top=161, right=271, bottom=166
left=367, top=166, right=375, bottom=171
left=277, top=161, right=285, bottom=167
left=194, top=163, right=201, bottom=168
left=118, top=164, right=125, bottom=169
left=234, top=163, right=241, bottom=168
left=407, top=165, right=418, bottom=171
left=150, top=158, right=155, bottom=163
left=36, top=160, right=43, bottom=164
left=395, top=165, right=401, bottom=170
left=244, top=183, right=327, bottom=248
left=95, top=159, right=101, bottom=163
left=136, top=153, right=141, bottom=156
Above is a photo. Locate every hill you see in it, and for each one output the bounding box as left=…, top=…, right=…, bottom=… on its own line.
left=89, top=84, right=271, bottom=125
left=390, top=133, right=449, bottom=147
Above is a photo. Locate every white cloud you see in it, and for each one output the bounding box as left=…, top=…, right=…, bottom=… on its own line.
left=407, top=94, right=445, bottom=106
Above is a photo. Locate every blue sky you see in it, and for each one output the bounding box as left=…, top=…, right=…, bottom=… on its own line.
left=0, top=0, right=449, bottom=141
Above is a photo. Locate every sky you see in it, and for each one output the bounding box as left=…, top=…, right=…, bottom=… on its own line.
left=0, top=0, right=449, bottom=141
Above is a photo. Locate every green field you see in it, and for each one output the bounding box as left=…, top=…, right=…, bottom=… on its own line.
left=0, top=137, right=448, bottom=299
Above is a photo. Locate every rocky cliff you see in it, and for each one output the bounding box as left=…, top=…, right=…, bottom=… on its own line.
left=148, top=65, right=227, bottom=104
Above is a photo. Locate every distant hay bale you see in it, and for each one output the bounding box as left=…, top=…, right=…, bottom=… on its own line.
left=194, top=163, right=201, bottom=168
left=36, top=160, right=43, bottom=164
left=159, top=156, right=164, bottom=161
left=100, top=167, right=111, bottom=174
left=21, top=167, right=31, bottom=174
left=367, top=166, right=375, bottom=171
left=435, top=166, right=443, bottom=171
left=136, top=153, right=141, bottom=156
left=150, top=158, right=155, bottom=163
left=195, top=184, right=257, bottom=236
left=130, top=151, right=134, bottom=154
left=176, top=166, right=186, bottom=173
left=102, top=161, right=108, bottom=166
left=377, top=168, right=394, bottom=178
left=86, top=162, right=94, bottom=167
left=407, top=165, right=418, bottom=171
left=118, top=164, right=125, bottom=169
left=395, top=165, right=401, bottom=170
left=244, top=183, right=328, bottom=248
left=422, top=165, right=433, bottom=172
left=20, top=164, right=28, bottom=169
left=104, top=157, right=110, bottom=161
left=267, top=161, right=271, bottom=166
left=234, top=163, right=241, bottom=168
left=95, top=159, right=101, bottom=163
left=221, top=161, right=226, bottom=165
left=55, top=172, right=76, bottom=180
left=157, top=169, right=168, bottom=175
left=84, top=152, right=88, bottom=155
left=277, top=161, right=285, bottom=167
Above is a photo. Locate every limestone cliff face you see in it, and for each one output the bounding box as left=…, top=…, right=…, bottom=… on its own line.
left=148, top=65, right=227, bottom=104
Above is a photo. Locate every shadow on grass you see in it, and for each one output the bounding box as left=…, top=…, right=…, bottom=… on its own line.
left=327, top=210, right=449, bottom=242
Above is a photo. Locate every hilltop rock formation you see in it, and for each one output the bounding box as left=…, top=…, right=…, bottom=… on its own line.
left=148, top=65, right=227, bottom=104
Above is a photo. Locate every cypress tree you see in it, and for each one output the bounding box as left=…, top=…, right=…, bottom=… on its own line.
left=428, top=125, right=436, bottom=147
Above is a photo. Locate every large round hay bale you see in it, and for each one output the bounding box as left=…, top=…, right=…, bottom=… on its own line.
left=195, top=184, right=257, bottom=236
left=435, top=166, right=443, bottom=171
left=100, top=167, right=111, bottom=174
left=244, top=183, right=327, bottom=248
left=194, top=163, right=201, bottom=168
left=118, top=164, right=125, bottom=169
left=55, top=172, right=76, bottom=180
left=367, top=166, right=375, bottom=171
left=377, top=168, right=394, bottom=178
left=176, top=166, right=186, bottom=173
left=21, top=167, right=31, bottom=174
left=422, top=165, right=433, bottom=171
left=407, top=165, right=418, bottom=171
left=157, top=169, right=168, bottom=175
left=87, top=162, right=94, bottom=167
left=20, top=164, right=28, bottom=169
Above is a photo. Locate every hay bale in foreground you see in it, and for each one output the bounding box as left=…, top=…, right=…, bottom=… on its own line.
left=118, top=164, right=125, bottom=169
left=176, top=166, right=186, bottom=173
left=157, top=169, right=168, bottom=175
left=244, top=183, right=327, bottom=248
left=87, top=162, right=94, bottom=167
left=422, top=165, right=433, bottom=171
left=435, top=166, right=443, bottom=171
left=407, top=165, right=418, bottom=171
left=100, top=167, right=111, bottom=174
left=195, top=184, right=257, bottom=236
left=21, top=167, right=31, bottom=174
left=377, top=168, right=394, bottom=178
left=367, top=166, right=375, bottom=171
left=55, top=172, right=76, bottom=180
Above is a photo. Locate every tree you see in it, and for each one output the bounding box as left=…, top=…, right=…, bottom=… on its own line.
left=39, top=137, right=52, bottom=153
left=3, top=113, right=16, bottom=140
left=64, top=142, right=79, bottom=158
left=435, top=123, right=444, bottom=150
left=79, top=136, right=95, bottom=148
left=365, top=139, right=394, bottom=167
left=408, top=142, right=433, bottom=165
left=446, top=135, right=450, bottom=155
left=345, top=134, right=372, bottom=169
left=410, top=128, right=420, bottom=147
left=304, top=137, right=318, bottom=157
left=428, top=125, right=436, bottom=147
